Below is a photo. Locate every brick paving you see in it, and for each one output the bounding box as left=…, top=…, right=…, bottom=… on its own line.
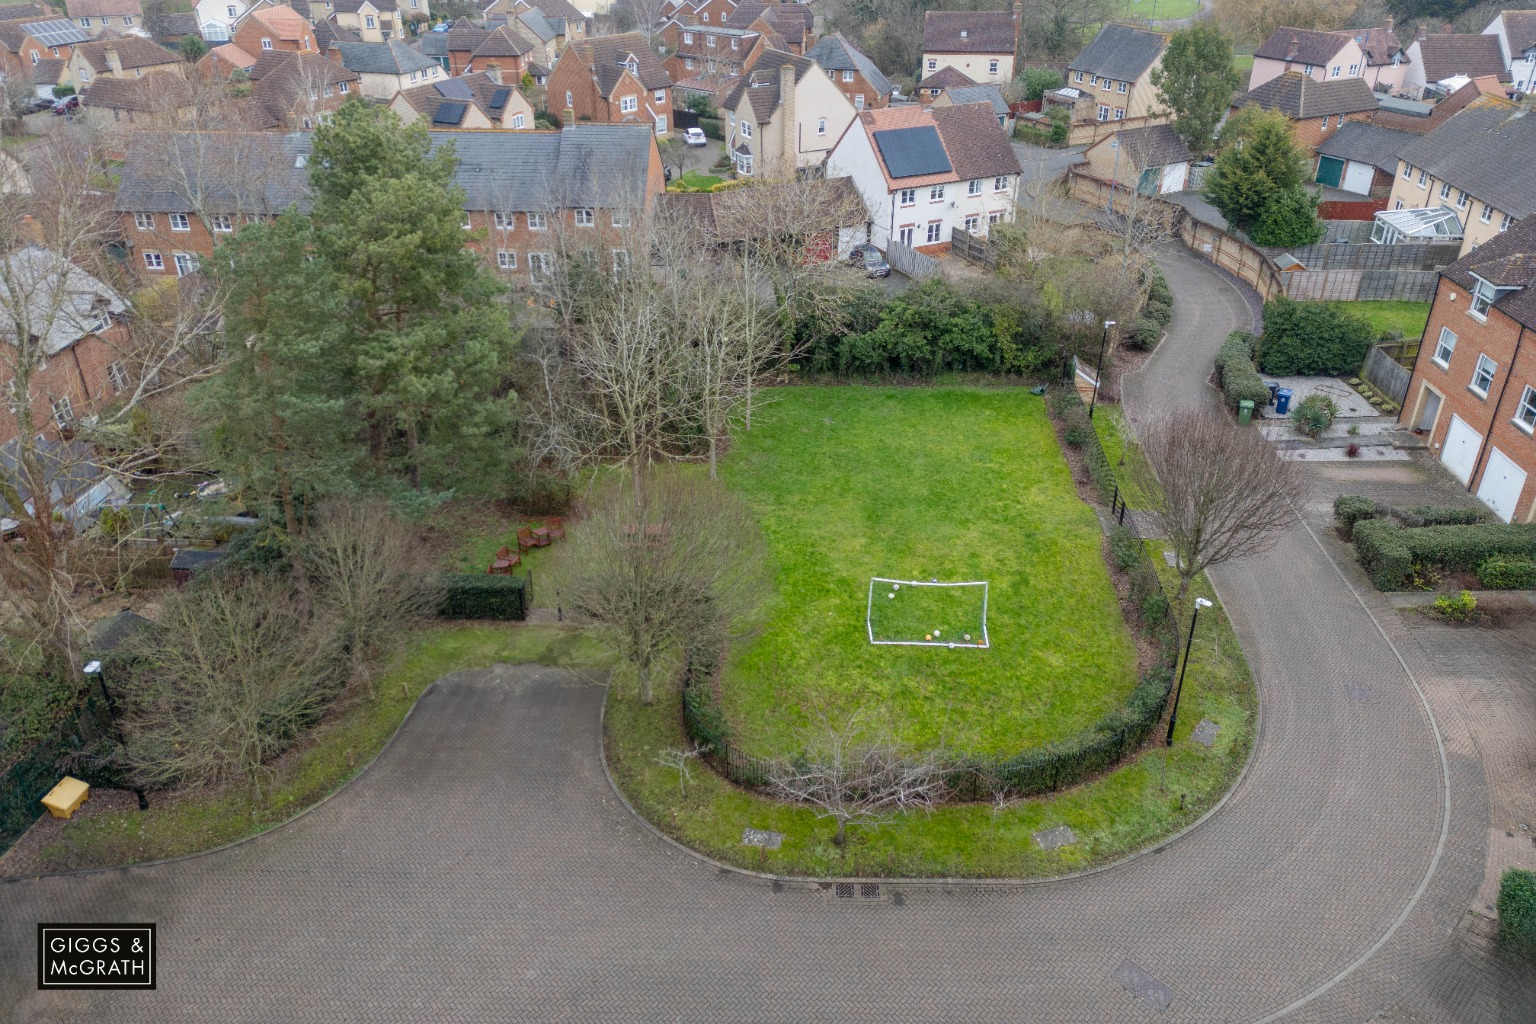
left=0, top=252, right=1529, bottom=1022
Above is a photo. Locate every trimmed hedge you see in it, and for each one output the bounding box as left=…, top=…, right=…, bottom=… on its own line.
left=1478, top=555, right=1536, bottom=590
left=697, top=116, right=724, bottom=140
left=1354, top=520, right=1536, bottom=590
left=1499, top=868, right=1536, bottom=955
left=1216, top=331, right=1270, bottom=412
left=1399, top=505, right=1490, bottom=527
left=1257, top=296, right=1374, bottom=375
left=438, top=573, right=527, bottom=620
left=1333, top=495, right=1379, bottom=537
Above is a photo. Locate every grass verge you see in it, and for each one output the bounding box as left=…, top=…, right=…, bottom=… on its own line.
left=3, top=625, right=608, bottom=876
left=1332, top=300, right=1431, bottom=340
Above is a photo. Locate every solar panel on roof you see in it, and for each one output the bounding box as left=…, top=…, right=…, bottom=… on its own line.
left=435, top=77, right=473, bottom=100
left=488, top=86, right=511, bottom=111
left=22, top=20, right=87, bottom=47
left=872, top=126, right=951, bottom=179
left=432, top=101, right=468, bottom=125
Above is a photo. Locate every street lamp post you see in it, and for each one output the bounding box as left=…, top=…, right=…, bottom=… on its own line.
left=84, top=660, right=149, bottom=810
left=1165, top=597, right=1213, bottom=746
left=1088, top=320, right=1115, bottom=419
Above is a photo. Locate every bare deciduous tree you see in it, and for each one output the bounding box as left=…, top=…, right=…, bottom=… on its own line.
left=1131, top=409, right=1307, bottom=597
left=654, top=744, right=703, bottom=796
left=559, top=469, right=768, bottom=704
left=766, top=710, right=947, bottom=847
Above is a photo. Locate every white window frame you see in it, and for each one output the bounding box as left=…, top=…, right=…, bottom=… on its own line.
left=620, top=95, right=638, bottom=113
left=1515, top=384, right=1536, bottom=434
left=1501, top=213, right=1514, bottom=232
left=173, top=252, right=196, bottom=277
left=527, top=252, right=551, bottom=278
left=898, top=188, right=915, bottom=207
left=928, top=59, right=937, bottom=71
left=51, top=395, right=73, bottom=430
left=928, top=185, right=944, bottom=202
left=527, top=212, right=547, bottom=231
left=842, top=69, right=854, bottom=82
left=1432, top=326, right=1456, bottom=368
left=211, top=214, right=233, bottom=233
left=735, top=150, right=753, bottom=175
left=1117, top=80, right=1127, bottom=93
left=575, top=209, right=595, bottom=227
left=963, top=214, right=979, bottom=232
left=897, top=225, right=913, bottom=247
left=1456, top=189, right=1468, bottom=209
left=994, top=176, right=1007, bottom=192
left=1113, top=108, right=1125, bottom=120
left=340, top=81, right=349, bottom=93
left=262, top=38, right=273, bottom=50
left=511, top=114, right=524, bottom=128
left=1470, top=354, right=1496, bottom=397
left=1438, top=182, right=1451, bottom=200
left=611, top=249, right=628, bottom=274
left=1417, top=168, right=1427, bottom=187
left=1470, top=278, right=1497, bottom=319
left=142, top=251, right=163, bottom=270
left=925, top=221, right=941, bottom=243
left=611, top=210, right=629, bottom=228
left=817, top=117, right=826, bottom=136
left=366, top=14, right=375, bottom=27
left=1330, top=65, right=1341, bottom=77
left=1348, top=63, right=1359, bottom=76
left=683, top=31, right=693, bottom=43
left=967, top=179, right=981, bottom=196
left=1073, top=70, right=1083, bottom=82
left=988, top=210, right=1004, bottom=224
left=988, top=60, right=998, bottom=75
left=1097, top=104, right=1109, bottom=121
left=496, top=250, right=516, bottom=269
left=1089, top=74, right=1098, bottom=85
left=133, top=213, right=154, bottom=230
left=107, top=361, right=128, bottom=393
left=493, top=212, right=511, bottom=229
left=1402, top=162, right=1413, bottom=179
left=169, top=213, right=190, bottom=232
left=1480, top=203, right=1493, bottom=224
left=461, top=213, right=472, bottom=230
left=740, top=121, right=752, bottom=138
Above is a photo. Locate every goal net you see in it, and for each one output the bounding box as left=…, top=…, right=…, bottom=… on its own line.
left=866, top=578, right=989, bottom=648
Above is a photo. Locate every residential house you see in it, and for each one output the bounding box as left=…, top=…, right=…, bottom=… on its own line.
left=390, top=68, right=533, bottom=129
left=484, top=0, right=586, bottom=52
left=657, top=174, right=868, bottom=257
left=1232, top=72, right=1380, bottom=156
left=1080, top=123, right=1193, bottom=194
left=727, top=1, right=812, bottom=55
left=661, top=0, right=734, bottom=30
left=462, top=24, right=538, bottom=79
left=67, top=36, right=184, bottom=90
left=1370, top=72, right=1506, bottom=133
left=663, top=24, right=759, bottom=90
left=416, top=19, right=447, bottom=70
left=31, top=55, right=67, bottom=96
left=914, top=64, right=973, bottom=104
left=311, top=16, right=359, bottom=53
left=232, top=4, right=316, bottom=58
left=115, top=124, right=666, bottom=281
left=827, top=101, right=1021, bottom=254
left=63, top=0, right=139, bottom=38
left=1399, top=215, right=1536, bottom=522
left=444, top=16, right=486, bottom=74
left=1065, top=22, right=1168, bottom=126
left=920, top=5, right=1017, bottom=86
left=0, top=246, right=131, bottom=447
left=144, top=11, right=200, bottom=47
left=195, top=0, right=249, bottom=43
left=805, top=31, right=891, bottom=112
left=1313, top=120, right=1419, bottom=195
left=1249, top=21, right=1409, bottom=92
left=547, top=31, right=671, bottom=134
left=331, top=38, right=441, bottom=99
left=80, top=71, right=193, bottom=131
left=0, top=436, right=132, bottom=532
left=931, top=83, right=1011, bottom=132
left=1482, top=9, right=1536, bottom=93
left=1401, top=31, right=1509, bottom=99
left=206, top=39, right=258, bottom=73
left=1386, top=96, right=1536, bottom=255
left=0, top=18, right=87, bottom=75
left=330, top=0, right=428, bottom=44
left=245, top=49, right=360, bottom=128
left=722, top=48, right=852, bottom=178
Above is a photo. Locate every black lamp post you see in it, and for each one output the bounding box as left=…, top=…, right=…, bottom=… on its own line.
left=1088, top=320, right=1115, bottom=419
left=1165, top=597, right=1213, bottom=747
left=84, top=660, right=149, bottom=810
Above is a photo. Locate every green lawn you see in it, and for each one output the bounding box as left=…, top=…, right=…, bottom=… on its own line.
left=1118, top=0, right=1201, bottom=20
left=1331, top=300, right=1432, bottom=340
left=606, top=560, right=1254, bottom=877
left=670, top=171, right=725, bottom=192
left=716, top=386, right=1140, bottom=757
left=1233, top=53, right=1255, bottom=78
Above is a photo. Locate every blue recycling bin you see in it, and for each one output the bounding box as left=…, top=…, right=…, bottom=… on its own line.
left=1274, top=388, right=1294, bottom=415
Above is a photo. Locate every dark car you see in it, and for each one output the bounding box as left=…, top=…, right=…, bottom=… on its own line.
left=22, top=97, right=53, bottom=114
left=51, top=95, right=79, bottom=115
left=847, top=243, right=891, bottom=279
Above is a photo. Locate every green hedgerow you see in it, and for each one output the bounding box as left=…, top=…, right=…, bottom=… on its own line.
left=1499, top=868, right=1536, bottom=954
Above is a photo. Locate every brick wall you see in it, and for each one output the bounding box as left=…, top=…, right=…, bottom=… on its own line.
left=0, top=324, right=133, bottom=447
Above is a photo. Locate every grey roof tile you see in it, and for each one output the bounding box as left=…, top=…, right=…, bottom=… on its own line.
left=922, top=10, right=1016, bottom=53
left=1068, top=23, right=1166, bottom=82
left=1237, top=71, right=1379, bottom=118
left=1397, top=99, right=1536, bottom=218
left=336, top=39, right=439, bottom=75
left=805, top=32, right=892, bottom=98
left=1314, top=120, right=1418, bottom=171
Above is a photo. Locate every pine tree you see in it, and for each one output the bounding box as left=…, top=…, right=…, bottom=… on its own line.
left=1203, top=105, right=1310, bottom=231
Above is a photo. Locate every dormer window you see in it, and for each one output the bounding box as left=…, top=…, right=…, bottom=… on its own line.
left=1469, top=275, right=1516, bottom=319
left=959, top=30, right=967, bottom=39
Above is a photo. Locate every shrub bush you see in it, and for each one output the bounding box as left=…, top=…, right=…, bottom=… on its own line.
left=1061, top=402, right=1093, bottom=446
left=1127, top=315, right=1161, bottom=351
left=697, top=116, right=724, bottom=140
left=1248, top=186, right=1325, bottom=247
left=1147, top=266, right=1173, bottom=308
left=1216, top=331, right=1271, bottom=412
left=1477, top=554, right=1536, bottom=590
left=1499, top=868, right=1536, bottom=955
left=1355, top=520, right=1536, bottom=589
left=1290, top=393, right=1337, bottom=438
left=1047, top=105, right=1070, bottom=143
left=1110, top=525, right=1141, bottom=570
left=1432, top=589, right=1477, bottom=621
left=1144, top=297, right=1173, bottom=328
left=1399, top=505, right=1490, bottom=527
left=1353, top=519, right=1412, bottom=590
left=1333, top=495, right=1379, bottom=537
left=1019, top=66, right=1066, bottom=99
left=1258, top=296, right=1375, bottom=376
left=438, top=573, right=527, bottom=620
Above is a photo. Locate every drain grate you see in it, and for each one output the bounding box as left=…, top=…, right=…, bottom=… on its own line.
left=825, top=881, right=886, bottom=903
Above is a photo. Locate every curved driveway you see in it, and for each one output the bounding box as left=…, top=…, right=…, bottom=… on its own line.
left=0, top=251, right=1507, bottom=1022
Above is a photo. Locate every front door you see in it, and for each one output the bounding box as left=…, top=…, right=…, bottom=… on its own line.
left=1476, top=446, right=1528, bottom=522
left=1416, top=386, right=1442, bottom=432
left=1441, top=414, right=1480, bottom=484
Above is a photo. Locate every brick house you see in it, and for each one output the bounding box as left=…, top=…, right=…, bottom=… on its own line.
left=722, top=48, right=855, bottom=178
left=805, top=32, right=891, bottom=112
left=662, top=24, right=757, bottom=87
left=1066, top=22, right=1169, bottom=126
left=482, top=0, right=586, bottom=53
left=727, top=1, right=812, bottom=56
left=461, top=24, right=538, bottom=79
left=1231, top=72, right=1380, bottom=157
left=328, top=0, right=429, bottom=43
left=444, top=16, right=487, bottom=75
left=66, top=35, right=183, bottom=90
left=245, top=50, right=360, bottom=129
left=1399, top=215, right=1536, bottom=522
left=389, top=67, right=534, bottom=129
left=0, top=246, right=132, bottom=447
left=547, top=31, right=671, bottom=134
left=1249, top=22, right=1409, bottom=93
left=920, top=5, right=1017, bottom=85
left=0, top=18, right=86, bottom=75
left=1312, top=120, right=1419, bottom=196
left=63, top=0, right=140, bottom=38
left=1385, top=96, right=1535, bottom=256
left=232, top=4, right=316, bottom=58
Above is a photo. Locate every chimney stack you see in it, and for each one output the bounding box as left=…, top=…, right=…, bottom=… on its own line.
left=484, top=59, right=502, bottom=84
left=1385, top=15, right=1393, bottom=34
left=104, top=47, right=122, bottom=76
left=779, top=61, right=796, bottom=178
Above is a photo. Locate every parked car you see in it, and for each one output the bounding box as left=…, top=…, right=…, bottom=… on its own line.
left=682, top=127, right=707, bottom=147
left=847, top=243, right=891, bottom=278
left=22, top=97, right=53, bottom=114
left=51, top=95, right=78, bottom=115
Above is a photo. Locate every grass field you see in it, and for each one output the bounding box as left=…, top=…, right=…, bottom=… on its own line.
left=1118, top=0, right=1201, bottom=20
left=1333, top=300, right=1432, bottom=340
left=868, top=579, right=988, bottom=646
left=716, top=386, right=1139, bottom=757
left=670, top=171, right=725, bottom=192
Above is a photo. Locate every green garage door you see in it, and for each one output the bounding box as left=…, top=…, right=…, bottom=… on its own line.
left=1316, top=155, right=1344, bottom=188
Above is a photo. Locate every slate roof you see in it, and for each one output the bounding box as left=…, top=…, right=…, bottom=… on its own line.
left=1440, top=215, right=1536, bottom=329
left=333, top=0, right=397, bottom=12
left=1502, top=11, right=1536, bottom=54
left=312, top=17, right=360, bottom=50
left=931, top=99, right=1021, bottom=180
left=336, top=39, right=438, bottom=75
left=1237, top=71, right=1379, bottom=118
left=82, top=72, right=192, bottom=112
left=117, top=132, right=314, bottom=214
left=1314, top=120, right=1418, bottom=172
left=921, top=10, right=1016, bottom=54
left=415, top=29, right=447, bottom=57
left=74, top=35, right=182, bottom=72
left=248, top=51, right=359, bottom=127
left=722, top=48, right=812, bottom=124
left=1397, top=98, right=1536, bottom=217
left=1414, top=33, right=1509, bottom=84
left=1352, top=25, right=1406, bottom=66
left=916, top=65, right=975, bottom=91
left=64, top=0, right=141, bottom=18
left=394, top=70, right=521, bottom=125
left=0, top=4, right=49, bottom=21
left=805, top=32, right=892, bottom=98
left=1068, top=23, right=1166, bottom=82
left=525, top=0, right=584, bottom=29
left=516, top=7, right=554, bottom=43
left=943, top=84, right=1008, bottom=118
left=144, top=11, right=199, bottom=39
left=0, top=246, right=127, bottom=358
left=568, top=31, right=669, bottom=93
left=1092, top=122, right=1192, bottom=169
left=0, top=436, right=124, bottom=521
left=1254, top=26, right=1351, bottom=66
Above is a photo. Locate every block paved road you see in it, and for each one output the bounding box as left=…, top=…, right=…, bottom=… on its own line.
left=1, top=251, right=1523, bottom=1022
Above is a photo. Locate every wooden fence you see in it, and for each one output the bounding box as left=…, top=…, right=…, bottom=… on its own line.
left=950, top=227, right=995, bottom=268
left=1318, top=198, right=1388, bottom=221
left=886, top=240, right=939, bottom=280
left=1361, top=343, right=1414, bottom=404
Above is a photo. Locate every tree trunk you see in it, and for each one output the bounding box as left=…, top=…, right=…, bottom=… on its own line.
left=708, top=433, right=718, bottom=480
left=834, top=817, right=847, bottom=847
left=637, top=659, right=653, bottom=705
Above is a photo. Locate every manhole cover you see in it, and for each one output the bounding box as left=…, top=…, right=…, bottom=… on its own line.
left=1112, top=958, right=1173, bottom=1013
left=1033, top=825, right=1077, bottom=850
left=741, top=827, right=784, bottom=850
left=1345, top=684, right=1372, bottom=703
left=1190, top=719, right=1220, bottom=747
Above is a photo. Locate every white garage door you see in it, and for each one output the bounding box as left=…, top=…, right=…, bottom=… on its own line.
left=1477, top=446, right=1528, bottom=522
left=1160, top=162, right=1187, bottom=194
left=1441, top=414, right=1481, bottom=484
left=1342, top=161, right=1374, bottom=195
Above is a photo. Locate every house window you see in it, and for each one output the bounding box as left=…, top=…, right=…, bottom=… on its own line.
left=994, top=176, right=1007, bottom=192
left=107, top=362, right=128, bottom=393
left=142, top=251, right=164, bottom=270
left=929, top=185, right=944, bottom=202
left=461, top=213, right=472, bottom=229
left=701, top=11, right=708, bottom=20
left=855, top=94, right=864, bottom=110
left=51, top=396, right=73, bottom=429
left=29, top=51, right=37, bottom=64
left=1480, top=203, right=1493, bottom=224
left=842, top=69, right=854, bottom=82
left=899, top=188, right=915, bottom=206
left=707, top=34, right=715, bottom=46
left=1073, top=70, right=1083, bottom=82
left=173, top=253, right=196, bottom=277
left=1417, top=168, right=1427, bottom=187
left=79, top=16, right=89, bottom=26
left=611, top=210, right=629, bottom=227
left=1348, top=63, right=1359, bottom=75
left=1471, top=278, right=1497, bottom=318
left=86, top=310, right=110, bottom=334
left=1501, top=213, right=1514, bottom=232
left=170, top=213, right=190, bottom=231
left=968, top=179, right=981, bottom=196
left=80, top=69, right=89, bottom=82
left=497, top=250, right=516, bottom=269
left=685, top=57, right=694, bottom=69
left=926, top=221, right=941, bottom=243
left=963, top=215, right=978, bottom=231
left=898, top=225, right=913, bottom=246
left=340, top=81, right=349, bottom=93
left=211, top=215, right=233, bottom=233
left=366, top=14, right=375, bottom=27
left=1330, top=65, right=1340, bottom=77
left=741, top=121, right=752, bottom=138
left=1320, top=116, right=1329, bottom=129
left=528, top=252, right=551, bottom=278
left=575, top=209, right=595, bottom=227
left=1456, top=190, right=1468, bottom=208
left=620, top=96, right=637, bottom=113
left=683, top=31, right=693, bottom=43
left=565, top=90, right=573, bottom=107
left=817, top=117, right=826, bottom=136
left=494, top=212, right=511, bottom=228
left=988, top=60, right=998, bottom=75
left=1432, top=326, right=1456, bottom=368
left=512, top=114, right=525, bottom=128
left=611, top=249, right=628, bottom=273
left=730, top=38, right=737, bottom=50
left=1301, top=64, right=1313, bottom=75
left=1117, top=80, right=1127, bottom=93
left=227, top=4, right=236, bottom=15
left=736, top=150, right=753, bottom=175
left=1090, top=75, right=1098, bottom=85
left=323, top=85, right=332, bottom=96
left=527, top=212, right=547, bottom=230
left=1097, top=105, right=1109, bottom=121
left=410, top=72, right=417, bottom=82
left=1402, top=162, right=1412, bottom=179
left=928, top=59, right=937, bottom=71
left=1471, top=354, right=1496, bottom=396
left=262, top=38, right=273, bottom=49
left=1513, top=385, right=1536, bottom=433
left=1394, top=200, right=1403, bottom=210
left=133, top=213, right=154, bottom=230
left=302, top=118, right=312, bottom=129
left=1439, top=182, right=1451, bottom=200
left=1114, top=108, right=1125, bottom=120
left=988, top=210, right=1004, bottom=224
left=655, top=89, right=666, bottom=103
left=123, top=15, right=132, bottom=24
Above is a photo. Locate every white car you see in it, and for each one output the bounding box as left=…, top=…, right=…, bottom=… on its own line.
left=683, top=127, right=707, bottom=147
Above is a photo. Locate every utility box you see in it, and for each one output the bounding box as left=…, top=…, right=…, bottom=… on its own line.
left=1238, top=399, right=1255, bottom=425
left=1275, top=388, right=1294, bottom=415
left=42, top=776, right=90, bottom=819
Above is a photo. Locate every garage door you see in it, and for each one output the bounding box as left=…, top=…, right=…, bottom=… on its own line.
left=1316, top=155, right=1345, bottom=188
left=1160, top=162, right=1186, bottom=193
left=1441, top=414, right=1480, bottom=484
left=1342, top=161, right=1374, bottom=195
left=1477, top=446, right=1528, bottom=522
